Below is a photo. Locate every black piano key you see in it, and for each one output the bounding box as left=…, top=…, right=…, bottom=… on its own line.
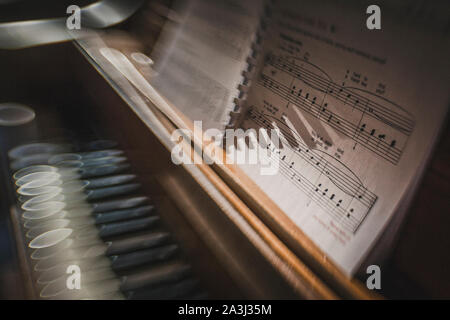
left=81, top=149, right=124, bottom=160
left=126, top=278, right=199, bottom=300
left=81, top=156, right=127, bottom=168
left=120, top=263, right=191, bottom=292
left=8, top=137, right=210, bottom=299
left=111, top=244, right=178, bottom=271
left=36, top=233, right=172, bottom=283
left=95, top=205, right=155, bottom=224
left=92, top=196, right=149, bottom=213
left=86, top=183, right=141, bottom=200
left=79, top=163, right=130, bottom=179
left=105, top=231, right=170, bottom=256
left=85, top=174, right=135, bottom=189
left=98, top=216, right=159, bottom=238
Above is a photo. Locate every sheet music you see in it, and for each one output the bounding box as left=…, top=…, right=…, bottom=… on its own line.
left=239, top=0, right=450, bottom=275
left=150, top=0, right=264, bottom=131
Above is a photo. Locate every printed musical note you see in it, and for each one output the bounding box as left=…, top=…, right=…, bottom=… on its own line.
left=259, top=54, right=416, bottom=165
left=259, top=71, right=407, bottom=165
left=248, top=109, right=378, bottom=233
left=266, top=54, right=415, bottom=135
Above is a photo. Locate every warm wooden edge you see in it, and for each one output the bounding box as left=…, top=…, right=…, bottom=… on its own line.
left=197, top=162, right=338, bottom=299
left=214, top=161, right=379, bottom=299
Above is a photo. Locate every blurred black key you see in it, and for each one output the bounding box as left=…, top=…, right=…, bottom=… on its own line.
left=111, top=244, right=178, bottom=271
left=127, top=278, right=199, bottom=299
left=106, top=231, right=170, bottom=256
left=98, top=216, right=159, bottom=238
left=93, top=196, right=148, bottom=213
left=95, top=205, right=154, bottom=224
left=120, top=263, right=191, bottom=292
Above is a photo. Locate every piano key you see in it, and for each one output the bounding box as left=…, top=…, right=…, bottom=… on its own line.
left=10, top=153, right=57, bottom=171
left=76, top=156, right=127, bottom=168
left=84, top=174, right=136, bottom=189
left=119, top=263, right=192, bottom=292
left=126, top=278, right=199, bottom=299
left=110, top=244, right=179, bottom=271
left=92, top=196, right=148, bottom=212
left=28, top=227, right=73, bottom=249
left=81, top=149, right=124, bottom=160
left=8, top=142, right=71, bottom=160
left=13, top=164, right=58, bottom=181
left=40, top=262, right=192, bottom=299
left=105, top=231, right=170, bottom=255
left=25, top=205, right=155, bottom=236
left=30, top=217, right=161, bottom=262
left=86, top=183, right=140, bottom=200
left=21, top=183, right=141, bottom=212
left=48, top=150, right=125, bottom=164
left=9, top=137, right=207, bottom=300
left=37, top=258, right=113, bottom=283
left=40, top=267, right=117, bottom=298
left=94, top=205, right=155, bottom=224
left=36, top=244, right=177, bottom=282
left=30, top=238, right=75, bottom=260
left=79, top=163, right=130, bottom=178
left=98, top=216, right=159, bottom=238
left=36, top=232, right=172, bottom=280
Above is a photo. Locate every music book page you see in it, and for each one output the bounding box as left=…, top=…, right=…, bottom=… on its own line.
left=238, top=0, right=450, bottom=275
left=150, top=0, right=264, bottom=131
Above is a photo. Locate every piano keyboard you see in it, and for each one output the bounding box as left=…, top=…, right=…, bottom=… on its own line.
left=8, top=139, right=208, bottom=300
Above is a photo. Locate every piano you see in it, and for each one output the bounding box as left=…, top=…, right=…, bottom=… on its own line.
left=0, top=0, right=449, bottom=300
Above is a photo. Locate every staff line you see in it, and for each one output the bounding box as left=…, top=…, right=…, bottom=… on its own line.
left=250, top=110, right=378, bottom=208
left=267, top=55, right=416, bottom=133
left=259, top=75, right=402, bottom=164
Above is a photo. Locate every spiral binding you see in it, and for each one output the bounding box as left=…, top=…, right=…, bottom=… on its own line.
left=225, top=0, right=274, bottom=130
